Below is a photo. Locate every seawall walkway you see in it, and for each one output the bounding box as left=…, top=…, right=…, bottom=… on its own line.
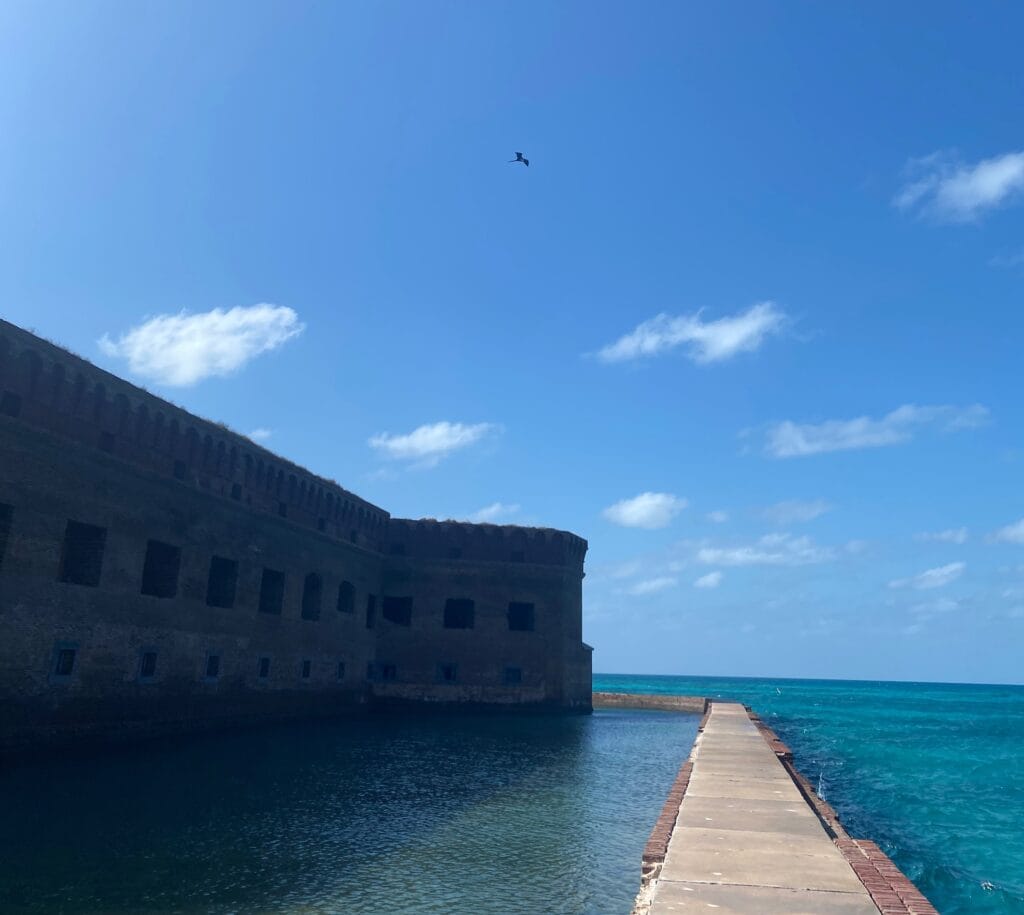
left=634, top=702, right=937, bottom=915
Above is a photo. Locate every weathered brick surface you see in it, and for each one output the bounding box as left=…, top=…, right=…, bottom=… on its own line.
left=0, top=319, right=593, bottom=751
left=642, top=760, right=694, bottom=866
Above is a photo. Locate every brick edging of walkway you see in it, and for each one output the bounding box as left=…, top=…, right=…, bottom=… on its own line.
left=744, top=706, right=938, bottom=915
left=638, top=698, right=709, bottom=881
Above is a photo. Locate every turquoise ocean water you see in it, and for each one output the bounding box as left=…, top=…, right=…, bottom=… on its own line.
left=595, top=674, right=1024, bottom=915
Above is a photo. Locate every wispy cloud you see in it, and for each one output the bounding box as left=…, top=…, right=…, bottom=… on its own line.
left=369, top=421, right=498, bottom=468
left=895, top=150, right=1024, bottom=223
left=595, top=302, right=785, bottom=364
left=707, top=510, right=729, bottom=524
left=916, top=528, right=968, bottom=545
left=765, top=403, right=988, bottom=458
left=602, top=492, right=687, bottom=529
left=469, top=502, right=521, bottom=523
left=248, top=427, right=273, bottom=443
left=694, top=571, right=723, bottom=589
left=989, top=248, right=1024, bottom=268
left=99, top=304, right=304, bottom=386
left=910, top=597, right=960, bottom=618
left=762, top=499, right=832, bottom=524
left=991, top=518, right=1024, bottom=545
left=696, top=533, right=835, bottom=567
left=628, top=576, right=678, bottom=595
left=890, top=561, right=966, bottom=590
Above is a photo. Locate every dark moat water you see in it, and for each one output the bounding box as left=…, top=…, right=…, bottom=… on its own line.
left=0, top=709, right=697, bottom=914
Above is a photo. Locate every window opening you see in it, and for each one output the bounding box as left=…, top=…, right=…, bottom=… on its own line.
left=139, top=650, right=157, bottom=680
left=508, top=602, right=535, bottom=632
left=301, top=572, right=323, bottom=620
left=205, top=556, right=238, bottom=608
left=382, top=596, right=412, bottom=626
left=59, top=520, right=106, bottom=587
left=443, top=598, right=475, bottom=629
left=141, top=540, right=181, bottom=598
left=258, top=568, right=285, bottom=614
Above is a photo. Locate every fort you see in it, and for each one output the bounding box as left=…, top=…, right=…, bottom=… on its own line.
left=0, top=318, right=592, bottom=752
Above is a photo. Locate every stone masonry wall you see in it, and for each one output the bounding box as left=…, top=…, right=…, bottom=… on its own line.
left=0, top=319, right=591, bottom=750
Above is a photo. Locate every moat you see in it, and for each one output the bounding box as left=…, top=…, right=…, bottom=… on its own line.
left=0, top=708, right=698, bottom=915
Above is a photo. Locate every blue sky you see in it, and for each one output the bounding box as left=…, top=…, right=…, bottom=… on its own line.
left=3, top=1, right=1024, bottom=683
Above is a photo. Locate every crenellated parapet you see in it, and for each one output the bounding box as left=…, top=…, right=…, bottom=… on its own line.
left=0, top=319, right=389, bottom=545
left=385, top=517, right=587, bottom=570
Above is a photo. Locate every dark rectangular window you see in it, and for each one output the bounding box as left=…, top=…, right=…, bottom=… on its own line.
left=205, top=653, right=220, bottom=679
left=317, top=517, right=326, bottom=532
left=301, top=659, right=311, bottom=679
left=365, top=594, right=376, bottom=628
left=504, top=666, right=522, bottom=685
left=350, top=529, right=358, bottom=544
left=0, top=390, right=22, bottom=418
left=366, top=662, right=375, bottom=681
left=98, top=430, right=114, bottom=453
left=258, top=568, right=285, bottom=615
left=382, top=596, right=412, bottom=627
left=258, top=656, right=271, bottom=679
left=0, top=503, right=12, bottom=571
left=278, top=501, right=287, bottom=518
left=301, top=572, right=322, bottom=621
left=437, top=662, right=458, bottom=684
left=139, top=650, right=157, bottom=680
left=337, top=580, right=355, bottom=613
left=206, top=556, right=238, bottom=608
left=508, top=602, right=535, bottom=632
left=380, top=663, right=397, bottom=682
left=443, top=598, right=475, bottom=629
left=336, top=661, right=346, bottom=680
left=230, top=483, right=242, bottom=501
left=141, top=540, right=181, bottom=598
left=59, top=520, right=106, bottom=587
left=173, top=460, right=187, bottom=480
left=53, top=646, right=76, bottom=677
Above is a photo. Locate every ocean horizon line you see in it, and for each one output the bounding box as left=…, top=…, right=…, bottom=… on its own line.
left=594, top=671, right=1024, bottom=689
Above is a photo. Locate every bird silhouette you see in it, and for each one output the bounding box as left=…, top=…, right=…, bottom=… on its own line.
left=509, top=151, right=529, bottom=167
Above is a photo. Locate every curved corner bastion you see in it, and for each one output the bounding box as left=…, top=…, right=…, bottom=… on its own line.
left=0, top=318, right=592, bottom=753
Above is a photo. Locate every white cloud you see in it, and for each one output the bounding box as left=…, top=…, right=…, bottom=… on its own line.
left=910, top=597, right=960, bottom=618
left=991, top=518, right=1024, bottom=545
left=890, top=561, right=966, bottom=590
left=696, top=532, right=835, bottom=567
left=595, top=302, right=785, bottom=364
left=602, top=492, right=687, bottom=529
left=765, top=403, right=988, bottom=458
left=989, top=248, right=1024, bottom=268
left=99, top=304, right=304, bottom=386
left=369, top=421, right=498, bottom=467
left=248, top=427, right=273, bottom=442
left=916, top=528, right=968, bottom=545
left=762, top=499, right=832, bottom=524
left=895, top=150, right=1024, bottom=223
left=707, top=510, right=729, bottom=523
left=694, top=571, right=723, bottom=589
left=628, top=576, right=678, bottom=595
left=470, top=502, right=521, bottom=523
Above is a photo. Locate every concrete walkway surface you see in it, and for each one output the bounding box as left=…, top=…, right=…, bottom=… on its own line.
left=648, top=702, right=880, bottom=914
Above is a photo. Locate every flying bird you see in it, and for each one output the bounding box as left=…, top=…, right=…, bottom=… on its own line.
left=509, top=151, right=529, bottom=167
